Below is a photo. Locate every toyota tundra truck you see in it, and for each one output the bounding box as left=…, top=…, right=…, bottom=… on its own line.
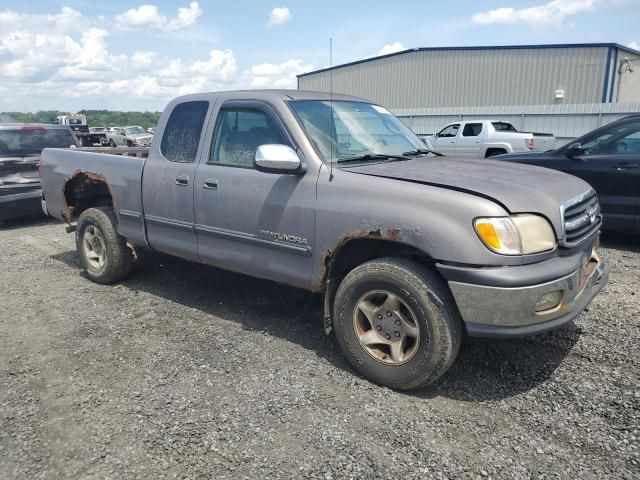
left=39, top=90, right=608, bottom=390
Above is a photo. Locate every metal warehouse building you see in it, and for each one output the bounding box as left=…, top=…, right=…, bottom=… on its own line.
left=297, top=43, right=640, bottom=142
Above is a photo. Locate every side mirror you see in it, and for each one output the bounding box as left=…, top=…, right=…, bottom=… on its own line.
left=565, top=143, right=585, bottom=158
left=254, top=144, right=304, bottom=174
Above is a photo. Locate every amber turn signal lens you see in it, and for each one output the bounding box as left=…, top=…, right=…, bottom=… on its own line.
left=475, top=222, right=501, bottom=250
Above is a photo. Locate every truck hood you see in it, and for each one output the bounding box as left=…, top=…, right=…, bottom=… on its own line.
left=341, top=156, right=592, bottom=237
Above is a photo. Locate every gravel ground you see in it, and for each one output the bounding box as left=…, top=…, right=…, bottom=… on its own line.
left=1, top=217, right=638, bottom=479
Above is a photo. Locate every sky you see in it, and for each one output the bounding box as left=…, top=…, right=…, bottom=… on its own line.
left=0, top=0, right=639, bottom=112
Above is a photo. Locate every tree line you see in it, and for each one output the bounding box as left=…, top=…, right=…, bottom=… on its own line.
left=1, top=110, right=161, bottom=129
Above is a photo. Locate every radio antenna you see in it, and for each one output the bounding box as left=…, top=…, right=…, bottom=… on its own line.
left=329, top=37, right=334, bottom=181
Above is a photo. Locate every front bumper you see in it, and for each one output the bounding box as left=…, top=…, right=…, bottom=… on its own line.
left=0, top=189, right=43, bottom=221
left=437, top=239, right=608, bottom=338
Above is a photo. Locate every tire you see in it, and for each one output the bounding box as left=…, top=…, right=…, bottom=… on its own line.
left=333, top=258, right=462, bottom=390
left=108, top=139, right=116, bottom=147
left=75, top=207, right=133, bottom=284
left=126, top=140, right=133, bottom=147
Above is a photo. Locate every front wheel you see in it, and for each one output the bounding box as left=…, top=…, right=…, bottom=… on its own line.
left=76, top=207, right=133, bottom=284
left=108, top=139, right=116, bottom=147
left=333, top=258, right=462, bottom=390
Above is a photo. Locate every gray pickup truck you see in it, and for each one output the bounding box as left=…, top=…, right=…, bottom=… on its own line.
left=40, top=90, right=608, bottom=390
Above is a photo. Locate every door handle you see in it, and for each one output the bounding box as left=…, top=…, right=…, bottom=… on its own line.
left=202, top=178, right=218, bottom=190
left=614, top=162, right=639, bottom=170
left=175, top=175, right=189, bottom=186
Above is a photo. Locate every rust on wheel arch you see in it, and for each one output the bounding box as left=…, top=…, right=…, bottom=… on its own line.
left=61, top=170, right=114, bottom=224
left=313, top=228, right=403, bottom=293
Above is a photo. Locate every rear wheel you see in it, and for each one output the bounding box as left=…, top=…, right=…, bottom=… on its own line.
left=333, top=258, right=462, bottom=390
left=486, top=149, right=507, bottom=157
left=76, top=207, right=133, bottom=284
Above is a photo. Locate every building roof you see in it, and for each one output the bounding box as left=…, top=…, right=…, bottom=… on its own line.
left=298, top=43, right=640, bottom=78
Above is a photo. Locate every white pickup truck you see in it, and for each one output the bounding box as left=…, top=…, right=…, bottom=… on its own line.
left=421, top=120, right=555, bottom=158
left=106, top=126, right=153, bottom=148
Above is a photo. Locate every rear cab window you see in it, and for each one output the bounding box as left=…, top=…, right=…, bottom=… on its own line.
left=160, top=101, right=209, bottom=163
left=492, top=122, right=517, bottom=132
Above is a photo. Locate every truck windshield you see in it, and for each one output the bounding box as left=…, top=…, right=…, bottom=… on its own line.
left=67, top=118, right=84, bottom=125
left=126, top=127, right=145, bottom=135
left=0, top=128, right=77, bottom=156
left=289, top=100, right=425, bottom=162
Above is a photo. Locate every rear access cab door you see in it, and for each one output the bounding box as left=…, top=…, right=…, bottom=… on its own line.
left=455, top=122, right=484, bottom=157
left=141, top=100, right=213, bottom=260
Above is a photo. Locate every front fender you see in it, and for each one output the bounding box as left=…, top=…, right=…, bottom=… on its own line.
left=312, top=166, right=522, bottom=291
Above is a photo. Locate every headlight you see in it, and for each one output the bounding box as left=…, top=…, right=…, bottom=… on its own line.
left=474, top=214, right=556, bottom=255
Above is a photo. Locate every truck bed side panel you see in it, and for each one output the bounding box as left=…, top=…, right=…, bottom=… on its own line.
left=40, top=148, right=147, bottom=246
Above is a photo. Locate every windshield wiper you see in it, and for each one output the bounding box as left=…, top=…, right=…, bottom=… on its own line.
left=337, top=153, right=410, bottom=163
left=403, top=148, right=443, bottom=157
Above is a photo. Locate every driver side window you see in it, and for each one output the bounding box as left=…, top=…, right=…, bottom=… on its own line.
left=209, top=108, right=287, bottom=167
left=438, top=124, right=460, bottom=138
left=581, top=121, right=640, bottom=155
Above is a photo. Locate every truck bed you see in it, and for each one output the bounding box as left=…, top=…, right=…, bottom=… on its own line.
left=40, top=147, right=148, bottom=245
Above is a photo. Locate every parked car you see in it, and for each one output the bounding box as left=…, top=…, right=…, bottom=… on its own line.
left=495, top=115, right=640, bottom=233
left=421, top=120, right=555, bottom=157
left=39, top=90, right=608, bottom=390
left=106, top=126, right=153, bottom=147
left=55, top=114, right=108, bottom=146
left=0, top=124, right=78, bottom=222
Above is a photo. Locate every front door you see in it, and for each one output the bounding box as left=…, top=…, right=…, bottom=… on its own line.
left=194, top=100, right=316, bottom=288
left=432, top=123, right=459, bottom=155
left=141, top=100, right=211, bottom=260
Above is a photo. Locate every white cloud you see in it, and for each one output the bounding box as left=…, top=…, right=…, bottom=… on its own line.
left=115, top=2, right=202, bottom=32
left=471, top=0, right=604, bottom=26
left=0, top=6, right=237, bottom=110
left=267, top=7, right=292, bottom=28
left=247, top=59, right=313, bottom=88
left=629, top=41, right=639, bottom=50
left=0, top=6, right=311, bottom=111
left=378, top=42, right=405, bottom=56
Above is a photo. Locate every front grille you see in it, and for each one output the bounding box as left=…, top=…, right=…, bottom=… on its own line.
left=561, top=190, right=601, bottom=246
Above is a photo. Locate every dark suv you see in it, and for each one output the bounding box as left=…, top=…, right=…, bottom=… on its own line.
left=495, top=115, right=640, bottom=233
left=0, top=124, right=79, bottom=222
